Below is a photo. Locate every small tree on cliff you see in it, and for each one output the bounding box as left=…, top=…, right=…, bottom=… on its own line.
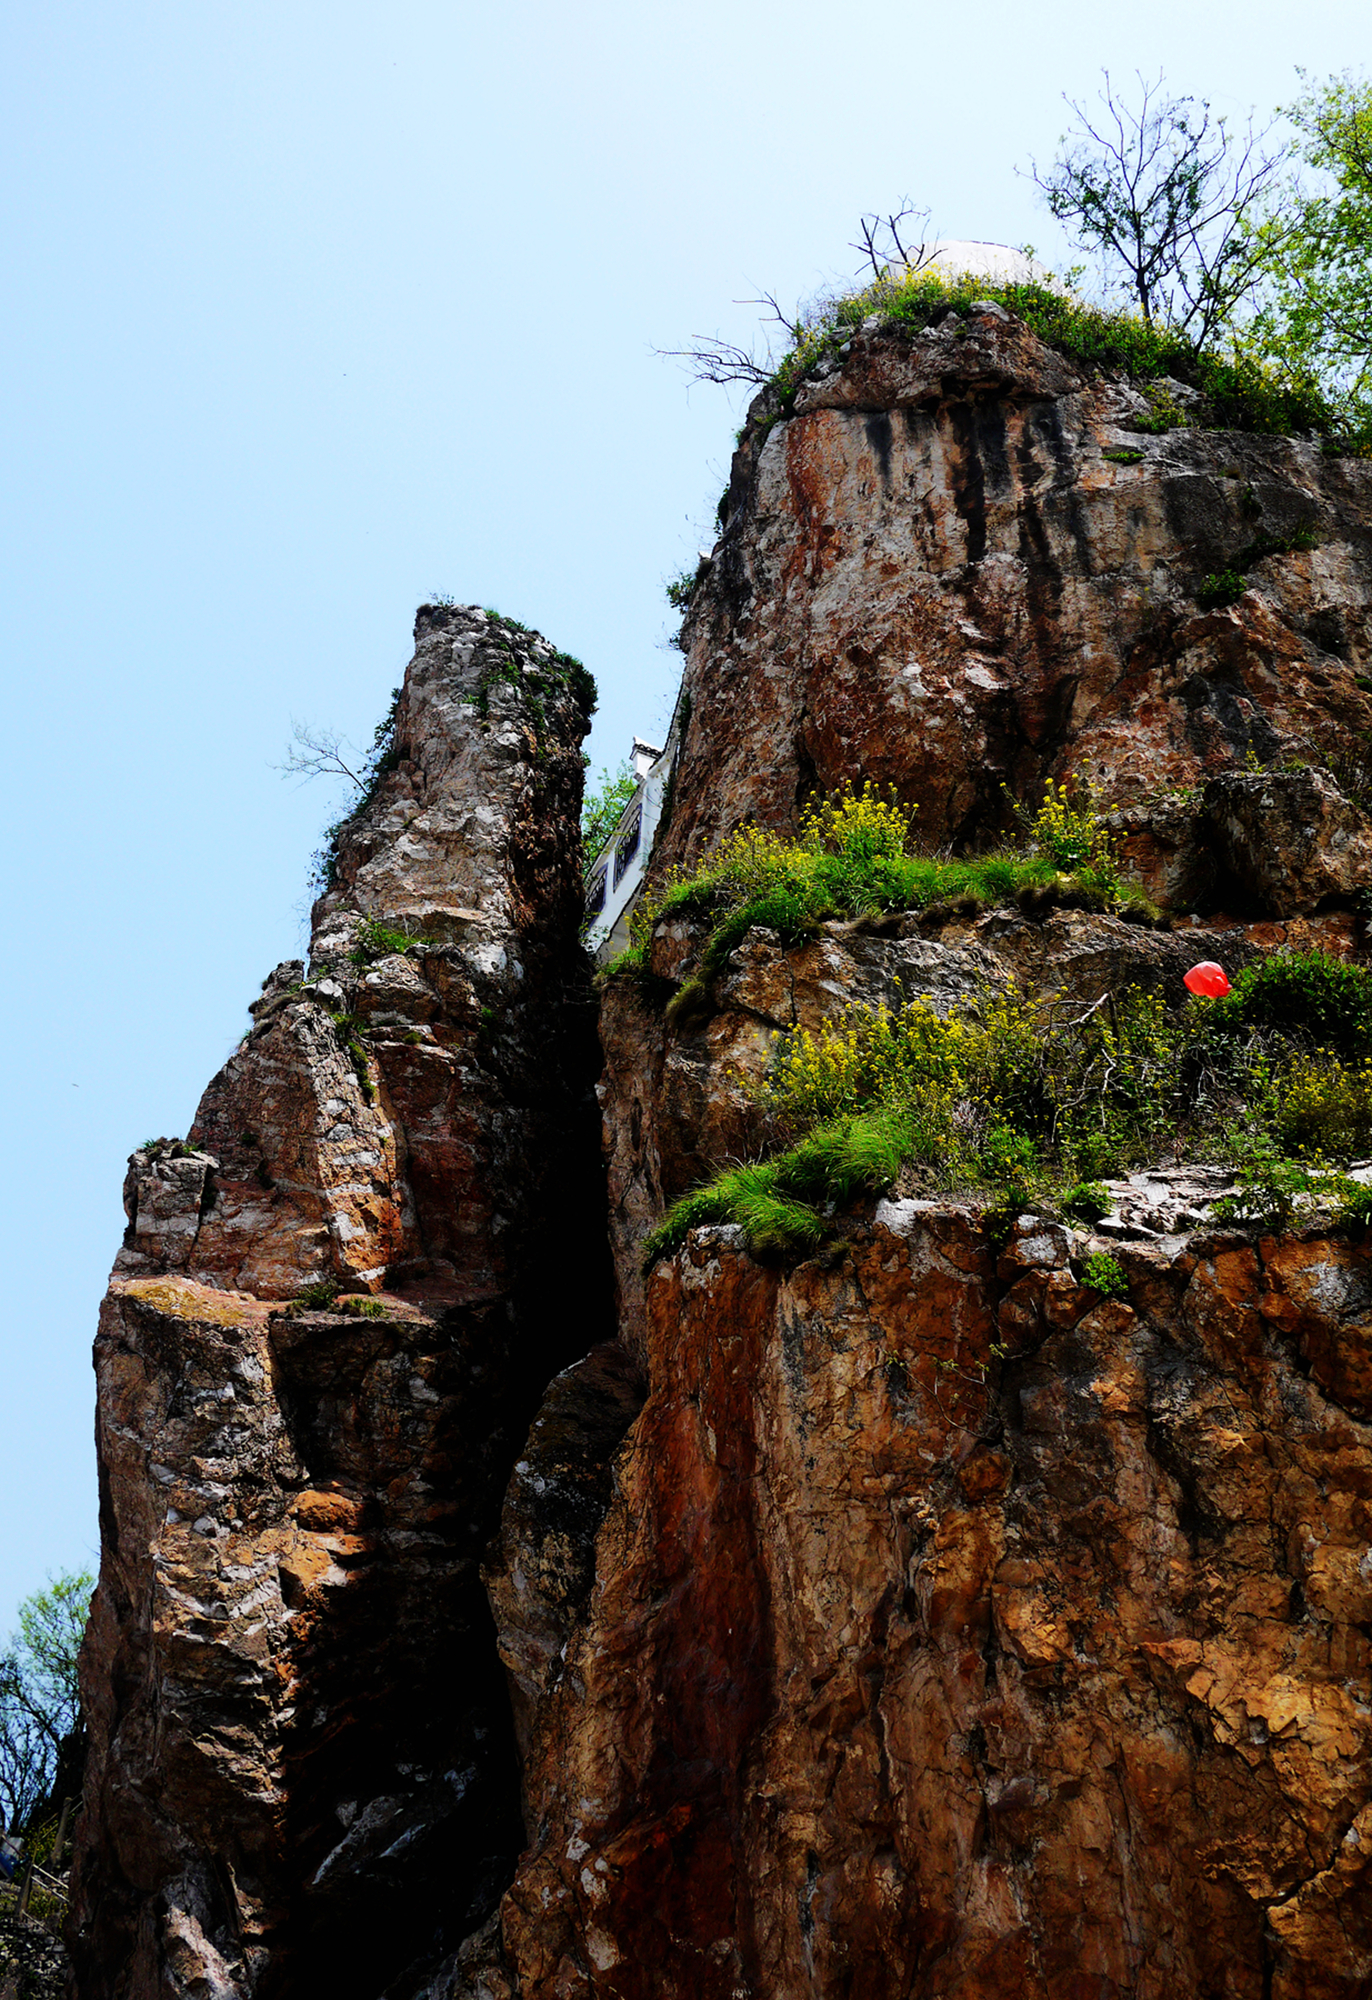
left=0, top=1571, right=92, bottom=1833
left=1028, top=70, right=1287, bottom=347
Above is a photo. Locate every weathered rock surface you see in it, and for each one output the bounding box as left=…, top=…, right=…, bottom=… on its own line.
left=72, top=312, right=1372, bottom=2000
left=68, top=608, right=610, bottom=2000
left=1, top=1906, right=68, bottom=1999
left=1205, top=765, right=1372, bottom=915
left=661, top=310, right=1372, bottom=910
left=487, top=1207, right=1372, bottom=1999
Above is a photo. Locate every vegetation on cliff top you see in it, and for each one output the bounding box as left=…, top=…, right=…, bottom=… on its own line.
left=757, top=269, right=1338, bottom=441
left=674, top=73, right=1372, bottom=448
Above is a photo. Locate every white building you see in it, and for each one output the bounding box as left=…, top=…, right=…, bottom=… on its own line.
left=583, top=731, right=677, bottom=964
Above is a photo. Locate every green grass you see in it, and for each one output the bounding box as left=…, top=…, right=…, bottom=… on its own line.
left=349, top=917, right=419, bottom=967
left=758, top=268, right=1342, bottom=440
left=643, top=947, right=1372, bottom=1269
left=644, top=1108, right=911, bottom=1262
left=608, top=780, right=1130, bottom=986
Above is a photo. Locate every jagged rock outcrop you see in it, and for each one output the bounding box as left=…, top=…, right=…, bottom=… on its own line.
left=72, top=307, right=1372, bottom=2000
left=661, top=306, right=1372, bottom=893
left=68, top=607, right=612, bottom=2000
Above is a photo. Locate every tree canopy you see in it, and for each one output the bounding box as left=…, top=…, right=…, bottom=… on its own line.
left=1251, top=71, right=1372, bottom=414
left=0, top=1571, right=92, bottom=1833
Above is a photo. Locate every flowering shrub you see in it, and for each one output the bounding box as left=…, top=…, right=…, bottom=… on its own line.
left=609, top=779, right=1143, bottom=985
left=1025, top=780, right=1119, bottom=891
left=1275, top=1048, right=1372, bottom=1157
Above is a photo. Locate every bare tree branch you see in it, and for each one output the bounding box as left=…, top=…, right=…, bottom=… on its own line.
left=275, top=720, right=366, bottom=792
left=850, top=204, right=935, bottom=280
left=1027, top=70, right=1290, bottom=344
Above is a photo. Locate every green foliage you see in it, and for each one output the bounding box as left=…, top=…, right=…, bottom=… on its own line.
left=1196, top=569, right=1248, bottom=609
left=1205, top=950, right=1372, bottom=1055
left=472, top=613, right=597, bottom=739
left=609, top=779, right=1135, bottom=990
left=756, top=266, right=1335, bottom=438
left=665, top=568, right=698, bottom=612
left=648, top=941, right=1372, bottom=1265
left=0, top=1571, right=92, bottom=1833
left=1081, top=1250, right=1129, bottom=1297
left=1210, top=1125, right=1332, bottom=1230
left=1062, top=1180, right=1112, bottom=1223
left=1248, top=72, right=1372, bottom=432
left=349, top=917, right=418, bottom=967
left=1335, top=1179, right=1372, bottom=1231
left=1131, top=380, right=1191, bottom=433
left=290, top=1278, right=340, bottom=1310
left=1022, top=781, right=1119, bottom=887
left=644, top=1108, right=910, bottom=1264
left=1103, top=448, right=1145, bottom=464
left=1272, top=1047, right=1372, bottom=1158
left=581, top=760, right=639, bottom=863
left=1195, top=521, right=1323, bottom=610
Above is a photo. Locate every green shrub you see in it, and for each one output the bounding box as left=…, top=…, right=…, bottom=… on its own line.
left=582, top=759, right=638, bottom=861
left=1062, top=1180, right=1112, bottom=1223
left=759, top=269, right=1339, bottom=438
left=1204, top=952, right=1372, bottom=1056
left=1130, top=382, right=1191, bottom=433
left=337, top=1295, right=386, bottom=1318
left=1196, top=569, right=1248, bottom=610
left=1335, top=1181, right=1372, bottom=1231
left=350, top=917, right=419, bottom=967
left=1273, top=1048, right=1372, bottom=1158
left=1210, top=1126, right=1331, bottom=1230
left=292, top=1279, right=340, bottom=1310
left=1081, top=1251, right=1129, bottom=1297
left=1103, top=448, right=1145, bottom=465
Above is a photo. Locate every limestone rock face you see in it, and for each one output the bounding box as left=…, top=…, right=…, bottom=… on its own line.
left=68, top=608, right=610, bottom=2000
left=491, top=1209, right=1372, bottom=2000
left=660, top=311, right=1372, bottom=895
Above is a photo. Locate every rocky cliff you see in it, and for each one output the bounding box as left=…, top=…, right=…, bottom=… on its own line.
left=71, top=308, right=1372, bottom=1999
left=68, top=608, right=615, bottom=1999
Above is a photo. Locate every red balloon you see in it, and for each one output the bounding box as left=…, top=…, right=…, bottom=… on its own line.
left=1184, top=961, right=1230, bottom=998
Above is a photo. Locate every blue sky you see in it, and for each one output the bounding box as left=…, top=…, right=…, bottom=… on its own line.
left=0, top=0, right=1364, bottom=1628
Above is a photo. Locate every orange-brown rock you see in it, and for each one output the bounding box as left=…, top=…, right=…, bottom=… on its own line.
left=485, top=1208, right=1372, bottom=1999
left=660, top=309, right=1372, bottom=904
left=69, top=314, right=1372, bottom=2000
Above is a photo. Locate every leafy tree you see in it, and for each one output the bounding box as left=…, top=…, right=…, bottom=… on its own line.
left=0, top=1571, right=93, bottom=1833
left=581, top=761, right=637, bottom=866
left=1250, top=71, right=1372, bottom=415
left=1029, top=70, right=1287, bottom=347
